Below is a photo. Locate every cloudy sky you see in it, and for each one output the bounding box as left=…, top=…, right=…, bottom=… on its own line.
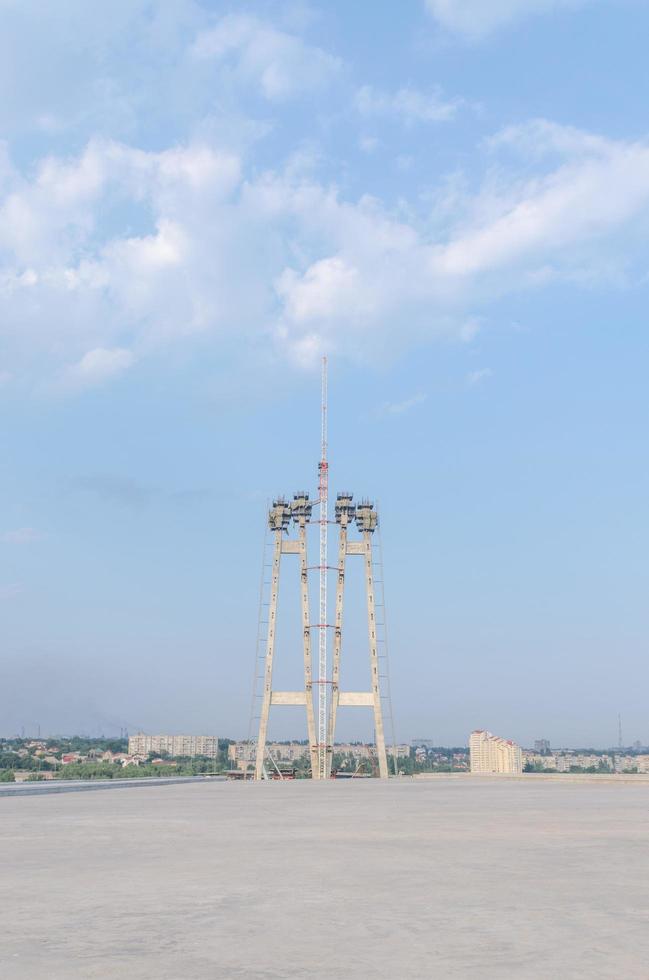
left=2, top=0, right=648, bottom=747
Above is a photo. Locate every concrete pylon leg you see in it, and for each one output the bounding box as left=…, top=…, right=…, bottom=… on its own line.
left=327, top=496, right=389, bottom=779
left=254, top=495, right=318, bottom=780
left=363, top=530, right=388, bottom=779
left=255, top=530, right=282, bottom=780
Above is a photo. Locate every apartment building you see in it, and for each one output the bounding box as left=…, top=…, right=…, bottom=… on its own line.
left=128, top=734, right=218, bottom=759
left=228, top=742, right=309, bottom=765
left=523, top=752, right=558, bottom=770
left=227, top=742, right=410, bottom=769
left=470, top=730, right=523, bottom=775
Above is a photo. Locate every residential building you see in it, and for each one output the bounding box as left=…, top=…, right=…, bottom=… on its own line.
left=523, top=752, right=557, bottom=770
left=470, top=730, right=523, bottom=775
left=614, top=754, right=638, bottom=773
left=334, top=743, right=410, bottom=760
left=228, top=742, right=309, bottom=766
left=127, top=734, right=218, bottom=759
left=227, top=741, right=410, bottom=770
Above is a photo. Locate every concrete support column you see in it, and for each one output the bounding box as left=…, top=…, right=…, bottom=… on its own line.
left=255, top=530, right=282, bottom=780
left=363, top=530, right=388, bottom=779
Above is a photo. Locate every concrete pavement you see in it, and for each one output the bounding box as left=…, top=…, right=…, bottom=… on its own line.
left=1, top=777, right=648, bottom=979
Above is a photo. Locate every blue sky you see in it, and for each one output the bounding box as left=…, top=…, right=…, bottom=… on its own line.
left=1, top=0, right=648, bottom=747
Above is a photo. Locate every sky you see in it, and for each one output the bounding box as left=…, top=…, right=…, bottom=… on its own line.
left=1, top=0, right=648, bottom=748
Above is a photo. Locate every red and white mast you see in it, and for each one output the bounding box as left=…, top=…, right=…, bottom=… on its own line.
left=317, top=356, right=328, bottom=779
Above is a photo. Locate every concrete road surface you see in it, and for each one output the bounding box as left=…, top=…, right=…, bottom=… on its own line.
left=1, top=776, right=648, bottom=979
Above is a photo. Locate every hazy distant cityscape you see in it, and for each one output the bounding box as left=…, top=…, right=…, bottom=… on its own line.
left=4, top=731, right=649, bottom=783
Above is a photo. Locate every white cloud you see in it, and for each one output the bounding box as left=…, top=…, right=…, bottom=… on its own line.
left=192, top=13, right=341, bottom=101
left=359, top=135, right=380, bottom=154
left=3, top=119, right=649, bottom=384
left=0, top=138, right=240, bottom=268
left=0, top=583, right=21, bottom=600
left=487, top=119, right=611, bottom=159
left=466, top=368, right=492, bottom=386
left=273, top=121, right=649, bottom=361
left=3, top=4, right=643, bottom=387
left=378, top=393, right=428, bottom=417
left=0, top=2, right=300, bottom=144
left=396, top=154, right=414, bottom=172
left=459, top=318, right=482, bottom=343
left=435, top=124, right=649, bottom=279
left=0, top=139, right=243, bottom=373
left=67, top=348, right=135, bottom=387
left=425, top=0, right=593, bottom=38
left=277, top=257, right=364, bottom=324
left=2, top=528, right=43, bottom=544
left=356, top=85, right=461, bottom=124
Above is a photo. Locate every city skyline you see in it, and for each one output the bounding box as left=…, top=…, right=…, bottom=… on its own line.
left=2, top=1, right=649, bottom=746
left=3, top=724, right=647, bottom=754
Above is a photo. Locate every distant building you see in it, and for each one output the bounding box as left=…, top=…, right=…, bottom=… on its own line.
left=470, top=730, right=523, bottom=775
left=534, top=739, right=551, bottom=754
left=228, top=742, right=309, bottom=766
left=614, top=754, right=642, bottom=773
left=227, top=741, right=410, bottom=770
left=335, top=743, right=410, bottom=760
left=523, top=752, right=557, bottom=771
left=128, top=734, right=218, bottom=759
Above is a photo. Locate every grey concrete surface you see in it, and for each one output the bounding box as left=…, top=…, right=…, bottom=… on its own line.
left=1, top=777, right=649, bottom=979
left=0, top=775, right=225, bottom=798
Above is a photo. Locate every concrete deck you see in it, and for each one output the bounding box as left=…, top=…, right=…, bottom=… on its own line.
left=2, top=777, right=648, bottom=979
left=0, top=775, right=225, bottom=798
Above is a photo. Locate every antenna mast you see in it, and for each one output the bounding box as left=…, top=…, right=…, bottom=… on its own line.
left=618, top=713, right=623, bottom=751
left=317, top=356, right=328, bottom=779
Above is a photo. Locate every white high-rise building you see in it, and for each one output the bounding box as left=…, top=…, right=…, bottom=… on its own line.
left=470, top=730, right=523, bottom=775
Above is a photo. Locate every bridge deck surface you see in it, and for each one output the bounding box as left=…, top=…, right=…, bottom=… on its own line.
left=1, top=777, right=648, bottom=979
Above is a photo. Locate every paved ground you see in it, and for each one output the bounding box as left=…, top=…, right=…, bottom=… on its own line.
left=2, top=777, right=649, bottom=979
left=0, top=775, right=225, bottom=798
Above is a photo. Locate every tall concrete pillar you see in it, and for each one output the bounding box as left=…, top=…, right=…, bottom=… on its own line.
left=254, top=495, right=317, bottom=780
left=326, top=494, right=354, bottom=777
left=255, top=518, right=284, bottom=781
left=361, top=526, right=388, bottom=780
left=326, top=497, right=389, bottom=780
